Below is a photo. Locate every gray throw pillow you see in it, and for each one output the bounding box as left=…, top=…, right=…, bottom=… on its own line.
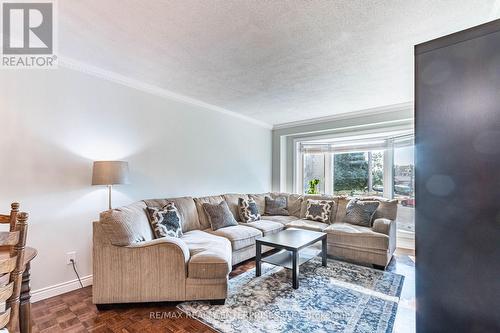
left=203, top=201, right=238, bottom=231
left=305, top=199, right=334, bottom=223
left=238, top=197, right=261, bottom=223
left=343, top=199, right=380, bottom=227
left=146, top=203, right=183, bottom=238
left=264, top=196, right=289, bottom=216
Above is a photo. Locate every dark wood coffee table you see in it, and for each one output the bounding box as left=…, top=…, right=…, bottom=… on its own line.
left=255, top=229, right=327, bottom=289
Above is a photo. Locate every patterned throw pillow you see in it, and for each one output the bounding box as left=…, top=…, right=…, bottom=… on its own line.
left=305, top=199, right=334, bottom=223
left=264, top=196, right=289, bottom=216
left=203, top=201, right=239, bottom=231
left=238, top=197, right=261, bottom=222
left=343, top=199, right=380, bottom=227
left=146, top=203, right=183, bottom=238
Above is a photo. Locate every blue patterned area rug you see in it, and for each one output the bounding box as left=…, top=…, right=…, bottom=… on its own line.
left=178, top=257, right=404, bottom=333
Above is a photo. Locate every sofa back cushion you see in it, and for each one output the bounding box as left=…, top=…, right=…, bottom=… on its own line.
left=223, top=193, right=248, bottom=222
left=99, top=201, right=154, bottom=246
left=333, top=196, right=350, bottom=223
left=194, top=195, right=224, bottom=229
left=144, top=197, right=200, bottom=232
left=270, top=192, right=303, bottom=217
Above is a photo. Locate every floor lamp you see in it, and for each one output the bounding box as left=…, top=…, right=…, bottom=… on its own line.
left=91, top=161, right=130, bottom=210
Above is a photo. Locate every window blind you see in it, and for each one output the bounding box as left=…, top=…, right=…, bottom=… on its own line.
left=300, top=134, right=414, bottom=154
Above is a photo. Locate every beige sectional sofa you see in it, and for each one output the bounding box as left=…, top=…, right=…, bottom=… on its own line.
left=93, top=192, right=397, bottom=306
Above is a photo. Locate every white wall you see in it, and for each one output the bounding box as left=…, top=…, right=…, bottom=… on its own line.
left=0, top=67, right=272, bottom=296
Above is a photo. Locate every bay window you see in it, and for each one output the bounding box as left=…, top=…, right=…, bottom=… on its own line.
left=297, top=133, right=415, bottom=248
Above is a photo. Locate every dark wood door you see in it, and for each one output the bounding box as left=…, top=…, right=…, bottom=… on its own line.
left=415, top=20, right=500, bottom=332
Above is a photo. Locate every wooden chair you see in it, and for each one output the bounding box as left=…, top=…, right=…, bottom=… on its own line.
left=0, top=203, right=28, bottom=332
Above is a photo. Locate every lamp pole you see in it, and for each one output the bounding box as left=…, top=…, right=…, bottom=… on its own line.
left=108, top=184, right=113, bottom=210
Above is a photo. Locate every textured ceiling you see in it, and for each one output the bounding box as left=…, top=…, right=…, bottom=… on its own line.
left=59, top=0, right=499, bottom=125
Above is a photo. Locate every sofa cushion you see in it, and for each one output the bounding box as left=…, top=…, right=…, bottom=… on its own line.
left=241, top=220, right=284, bottom=236
left=203, top=201, right=239, bottom=231
left=223, top=193, right=248, bottom=221
left=181, top=230, right=232, bottom=279
left=333, top=196, right=350, bottom=223
left=206, top=225, right=262, bottom=251
left=343, top=199, right=380, bottom=227
left=286, top=219, right=329, bottom=232
left=324, top=223, right=389, bottom=251
left=271, top=193, right=303, bottom=217
left=194, top=195, right=225, bottom=229
left=145, top=203, right=183, bottom=238
left=144, top=197, right=200, bottom=232
left=300, top=195, right=340, bottom=223
left=265, top=196, right=289, bottom=216
left=238, top=197, right=261, bottom=223
left=304, top=199, right=334, bottom=223
left=335, top=197, right=398, bottom=223
left=371, top=198, right=398, bottom=221
left=248, top=193, right=270, bottom=215
left=99, top=201, right=154, bottom=246
left=260, top=215, right=300, bottom=225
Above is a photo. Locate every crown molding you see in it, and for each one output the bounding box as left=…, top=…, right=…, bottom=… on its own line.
left=58, top=57, right=413, bottom=131
left=58, top=56, right=273, bottom=129
left=272, top=102, right=414, bottom=130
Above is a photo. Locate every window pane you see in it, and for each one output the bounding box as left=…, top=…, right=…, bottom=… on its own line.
left=303, top=154, right=325, bottom=194
left=393, top=145, right=415, bottom=244
left=333, top=152, right=369, bottom=196
left=332, top=150, right=384, bottom=196
left=371, top=150, right=384, bottom=197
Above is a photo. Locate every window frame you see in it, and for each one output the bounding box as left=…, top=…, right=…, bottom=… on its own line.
left=295, top=132, right=413, bottom=200
left=293, top=128, right=415, bottom=248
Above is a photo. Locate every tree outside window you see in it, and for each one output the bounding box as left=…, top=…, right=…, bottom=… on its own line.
left=333, top=151, right=384, bottom=196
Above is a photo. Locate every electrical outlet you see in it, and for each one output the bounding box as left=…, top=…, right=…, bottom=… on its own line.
left=66, top=251, right=76, bottom=265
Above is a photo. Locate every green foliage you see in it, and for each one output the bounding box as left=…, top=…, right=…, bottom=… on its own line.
left=371, top=152, right=384, bottom=187
left=306, top=178, right=320, bottom=194
left=334, top=153, right=368, bottom=193
left=333, top=152, right=384, bottom=195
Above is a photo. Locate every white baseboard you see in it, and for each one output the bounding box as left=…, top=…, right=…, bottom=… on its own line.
left=31, top=275, right=93, bottom=303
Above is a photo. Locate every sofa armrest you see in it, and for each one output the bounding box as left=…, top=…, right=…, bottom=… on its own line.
left=126, top=237, right=190, bottom=263
left=372, top=218, right=395, bottom=235
left=93, top=222, right=189, bottom=303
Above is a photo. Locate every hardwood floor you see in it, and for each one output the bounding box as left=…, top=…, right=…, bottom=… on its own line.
left=31, top=249, right=415, bottom=333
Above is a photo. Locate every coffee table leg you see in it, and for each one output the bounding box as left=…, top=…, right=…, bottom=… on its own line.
left=322, top=238, right=327, bottom=267
left=292, top=250, right=299, bottom=289
left=255, top=242, right=261, bottom=277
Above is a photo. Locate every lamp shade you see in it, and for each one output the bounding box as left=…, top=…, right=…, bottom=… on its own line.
left=91, top=161, right=130, bottom=185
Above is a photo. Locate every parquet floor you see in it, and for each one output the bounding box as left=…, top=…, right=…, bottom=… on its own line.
left=31, top=249, right=415, bottom=333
